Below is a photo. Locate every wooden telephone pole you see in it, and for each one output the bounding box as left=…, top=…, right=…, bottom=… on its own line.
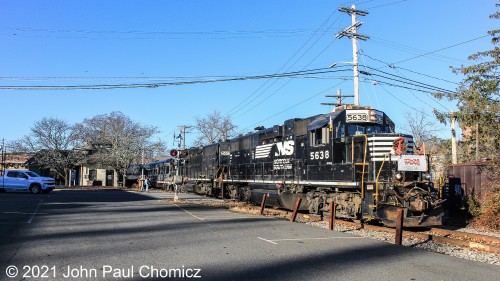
left=451, top=111, right=458, bottom=164
left=336, top=4, right=369, bottom=106
left=321, top=89, right=355, bottom=109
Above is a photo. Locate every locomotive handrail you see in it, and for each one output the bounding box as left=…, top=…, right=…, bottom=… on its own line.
left=375, top=153, right=390, bottom=204
left=351, top=134, right=368, bottom=199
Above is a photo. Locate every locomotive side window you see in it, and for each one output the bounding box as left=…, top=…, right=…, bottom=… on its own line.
left=310, top=127, right=330, bottom=145
left=335, top=121, right=345, bottom=139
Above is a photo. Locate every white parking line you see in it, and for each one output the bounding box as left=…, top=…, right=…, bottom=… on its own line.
left=258, top=236, right=364, bottom=244
left=172, top=203, right=205, bottom=221
left=258, top=237, right=278, bottom=245
left=27, top=199, right=43, bottom=224
left=199, top=216, right=257, bottom=220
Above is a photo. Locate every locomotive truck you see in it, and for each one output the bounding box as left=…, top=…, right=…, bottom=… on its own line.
left=150, top=105, right=444, bottom=227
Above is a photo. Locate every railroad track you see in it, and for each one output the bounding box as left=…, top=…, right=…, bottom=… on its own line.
left=167, top=197, right=500, bottom=255
left=297, top=212, right=500, bottom=254
left=197, top=199, right=500, bottom=254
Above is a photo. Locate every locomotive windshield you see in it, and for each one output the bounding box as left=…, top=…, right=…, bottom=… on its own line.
left=347, top=124, right=393, bottom=136
left=309, top=107, right=396, bottom=145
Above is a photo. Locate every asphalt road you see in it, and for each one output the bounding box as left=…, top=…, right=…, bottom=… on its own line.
left=0, top=189, right=498, bottom=281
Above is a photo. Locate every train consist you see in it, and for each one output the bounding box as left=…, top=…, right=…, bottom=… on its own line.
left=146, top=105, right=444, bottom=227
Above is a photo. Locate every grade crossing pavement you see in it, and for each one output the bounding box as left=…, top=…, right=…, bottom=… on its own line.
left=0, top=189, right=497, bottom=281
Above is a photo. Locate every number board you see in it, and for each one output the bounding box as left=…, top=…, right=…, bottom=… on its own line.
left=346, top=109, right=383, bottom=124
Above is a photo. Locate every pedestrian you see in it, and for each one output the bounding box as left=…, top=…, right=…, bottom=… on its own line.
left=144, top=177, right=150, bottom=192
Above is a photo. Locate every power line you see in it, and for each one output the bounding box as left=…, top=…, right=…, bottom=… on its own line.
left=362, top=65, right=456, bottom=95
left=391, top=35, right=489, bottom=65
left=366, top=0, right=407, bottom=10
left=368, top=37, right=469, bottom=65
left=0, top=26, right=339, bottom=40
left=240, top=81, right=348, bottom=132
left=0, top=67, right=350, bottom=91
left=390, top=67, right=451, bottom=111
left=226, top=12, right=344, bottom=117
left=378, top=85, right=428, bottom=115
left=360, top=51, right=460, bottom=85
left=358, top=51, right=455, bottom=111
left=369, top=79, right=447, bottom=96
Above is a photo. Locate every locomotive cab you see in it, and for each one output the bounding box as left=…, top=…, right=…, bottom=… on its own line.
left=304, top=105, right=442, bottom=227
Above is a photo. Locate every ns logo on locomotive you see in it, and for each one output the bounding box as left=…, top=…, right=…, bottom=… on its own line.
left=147, top=105, right=444, bottom=227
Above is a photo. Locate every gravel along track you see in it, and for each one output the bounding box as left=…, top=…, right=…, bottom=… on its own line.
left=298, top=218, right=500, bottom=265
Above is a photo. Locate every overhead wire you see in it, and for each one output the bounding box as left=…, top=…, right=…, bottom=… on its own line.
left=0, top=67, right=352, bottom=91
left=366, top=0, right=407, bottom=9
left=368, top=37, right=469, bottom=65
left=360, top=52, right=460, bottom=85
left=378, top=85, right=427, bottom=115
left=0, top=26, right=337, bottom=40
left=240, top=80, right=349, bottom=132
left=391, top=35, right=489, bottom=65
left=362, top=66, right=456, bottom=95
left=226, top=11, right=344, bottom=117
left=359, top=52, right=454, bottom=111
left=391, top=67, right=451, bottom=111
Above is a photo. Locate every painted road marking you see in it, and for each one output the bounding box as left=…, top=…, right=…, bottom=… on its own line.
left=258, top=236, right=364, bottom=244
left=172, top=203, right=205, bottom=221
left=27, top=199, right=43, bottom=224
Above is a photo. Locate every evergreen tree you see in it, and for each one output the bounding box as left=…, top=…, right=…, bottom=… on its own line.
left=434, top=4, right=499, bottom=163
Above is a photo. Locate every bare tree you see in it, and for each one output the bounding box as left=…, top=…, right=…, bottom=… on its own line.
left=146, top=138, right=168, bottom=162
left=11, top=117, right=82, bottom=184
left=194, top=111, right=237, bottom=146
left=73, top=111, right=161, bottom=180
left=402, top=110, right=441, bottom=149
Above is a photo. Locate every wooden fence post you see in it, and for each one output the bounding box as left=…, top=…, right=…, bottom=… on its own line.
left=395, top=208, right=404, bottom=245
left=290, top=197, right=302, bottom=222
left=260, top=193, right=269, bottom=215
left=329, top=198, right=336, bottom=230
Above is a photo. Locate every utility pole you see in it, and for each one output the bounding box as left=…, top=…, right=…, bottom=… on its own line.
left=336, top=4, right=369, bottom=106
left=141, top=149, right=144, bottom=180
left=475, top=122, right=479, bottom=161
left=321, top=89, right=355, bottom=110
left=177, top=125, right=192, bottom=150
left=0, top=139, right=4, bottom=175
left=451, top=110, right=458, bottom=164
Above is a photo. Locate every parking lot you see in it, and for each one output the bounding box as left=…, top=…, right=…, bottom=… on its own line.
left=0, top=189, right=498, bottom=281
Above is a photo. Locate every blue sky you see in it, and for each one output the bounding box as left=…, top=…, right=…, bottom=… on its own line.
left=0, top=0, right=497, bottom=149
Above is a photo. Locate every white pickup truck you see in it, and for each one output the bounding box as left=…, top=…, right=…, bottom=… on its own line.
left=0, top=169, right=55, bottom=193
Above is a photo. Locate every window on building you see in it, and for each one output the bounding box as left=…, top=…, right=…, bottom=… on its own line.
left=89, top=169, right=97, bottom=181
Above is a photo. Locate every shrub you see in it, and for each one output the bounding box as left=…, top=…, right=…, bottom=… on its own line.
left=469, top=189, right=500, bottom=231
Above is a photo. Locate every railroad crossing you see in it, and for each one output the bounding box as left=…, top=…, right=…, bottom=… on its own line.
left=0, top=189, right=498, bottom=281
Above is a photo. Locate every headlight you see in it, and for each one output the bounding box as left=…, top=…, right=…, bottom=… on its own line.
left=423, top=173, right=431, bottom=180
left=395, top=172, right=403, bottom=181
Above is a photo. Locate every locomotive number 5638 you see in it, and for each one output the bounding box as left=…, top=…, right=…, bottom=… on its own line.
left=310, top=150, right=330, bottom=160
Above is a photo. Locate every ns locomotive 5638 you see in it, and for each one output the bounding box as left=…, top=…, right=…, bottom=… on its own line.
left=163, top=105, right=444, bottom=227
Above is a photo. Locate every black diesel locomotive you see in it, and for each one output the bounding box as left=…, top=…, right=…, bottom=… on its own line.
left=150, top=105, right=444, bottom=227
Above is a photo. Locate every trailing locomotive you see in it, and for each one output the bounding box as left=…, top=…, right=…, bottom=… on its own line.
left=152, top=105, right=444, bottom=227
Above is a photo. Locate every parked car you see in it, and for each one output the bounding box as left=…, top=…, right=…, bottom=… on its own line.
left=0, top=169, right=55, bottom=193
